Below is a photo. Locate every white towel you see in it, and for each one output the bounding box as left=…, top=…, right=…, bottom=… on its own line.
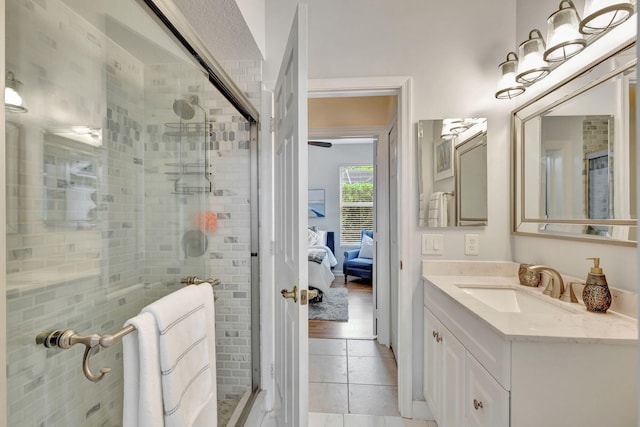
left=428, top=192, right=449, bottom=227
left=123, top=311, right=164, bottom=427
left=142, top=284, right=217, bottom=427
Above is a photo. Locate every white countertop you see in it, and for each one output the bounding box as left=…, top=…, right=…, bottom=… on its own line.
left=423, top=263, right=638, bottom=345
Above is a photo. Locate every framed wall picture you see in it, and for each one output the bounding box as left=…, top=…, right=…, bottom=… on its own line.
left=434, top=138, right=454, bottom=181
left=308, top=189, right=326, bottom=217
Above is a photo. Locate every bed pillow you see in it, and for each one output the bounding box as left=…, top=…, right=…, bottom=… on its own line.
left=307, top=229, right=321, bottom=246
left=316, top=230, right=327, bottom=246
left=358, top=234, right=374, bottom=259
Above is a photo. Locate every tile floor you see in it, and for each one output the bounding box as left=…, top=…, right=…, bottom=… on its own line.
left=309, top=338, right=437, bottom=426
left=309, top=413, right=438, bottom=427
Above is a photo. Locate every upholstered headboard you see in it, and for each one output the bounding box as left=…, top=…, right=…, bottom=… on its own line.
left=326, top=231, right=335, bottom=255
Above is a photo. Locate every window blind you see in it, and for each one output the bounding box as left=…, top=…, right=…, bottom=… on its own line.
left=340, top=165, right=374, bottom=245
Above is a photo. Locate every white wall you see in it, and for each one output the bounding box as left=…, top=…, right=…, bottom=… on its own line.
left=308, top=143, right=374, bottom=269
left=235, top=0, right=266, bottom=57
left=266, top=0, right=517, bottom=402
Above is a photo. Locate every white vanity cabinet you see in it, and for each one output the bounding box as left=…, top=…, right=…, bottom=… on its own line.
left=423, top=307, right=507, bottom=427
left=464, top=353, right=509, bottom=427
left=423, top=309, right=465, bottom=427
left=423, top=273, right=638, bottom=427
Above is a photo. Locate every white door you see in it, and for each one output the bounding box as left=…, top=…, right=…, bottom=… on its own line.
left=273, top=5, right=309, bottom=427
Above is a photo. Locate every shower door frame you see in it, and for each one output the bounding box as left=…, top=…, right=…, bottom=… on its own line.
left=1, top=1, right=7, bottom=424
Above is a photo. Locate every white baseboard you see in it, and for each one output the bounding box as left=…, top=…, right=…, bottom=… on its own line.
left=412, top=400, right=435, bottom=421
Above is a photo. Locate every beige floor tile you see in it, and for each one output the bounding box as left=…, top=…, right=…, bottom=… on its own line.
left=348, top=355, right=397, bottom=385
left=309, top=412, right=344, bottom=427
left=310, top=338, right=347, bottom=356
left=348, top=384, right=399, bottom=416
left=309, top=383, right=349, bottom=414
left=310, top=354, right=348, bottom=383
left=343, top=413, right=386, bottom=427
left=348, top=339, right=395, bottom=358
left=384, top=417, right=430, bottom=427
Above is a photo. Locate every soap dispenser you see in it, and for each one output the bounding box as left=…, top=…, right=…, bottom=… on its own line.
left=582, top=258, right=611, bottom=313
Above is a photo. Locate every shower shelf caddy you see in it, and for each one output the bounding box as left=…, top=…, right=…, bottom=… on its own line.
left=165, top=162, right=212, bottom=194
left=163, top=120, right=214, bottom=195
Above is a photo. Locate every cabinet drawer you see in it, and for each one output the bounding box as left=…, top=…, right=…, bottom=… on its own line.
left=464, top=353, right=509, bottom=427
left=424, top=279, right=511, bottom=389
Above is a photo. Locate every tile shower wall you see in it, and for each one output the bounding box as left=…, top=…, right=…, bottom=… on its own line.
left=6, top=0, right=147, bottom=425
left=582, top=116, right=613, bottom=219
left=6, top=1, right=262, bottom=425
left=143, top=58, right=262, bottom=404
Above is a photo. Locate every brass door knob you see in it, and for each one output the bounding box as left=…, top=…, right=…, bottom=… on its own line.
left=473, top=399, right=484, bottom=410
left=281, top=286, right=298, bottom=303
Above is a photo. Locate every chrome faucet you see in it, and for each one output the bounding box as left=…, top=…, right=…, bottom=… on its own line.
left=527, top=265, right=565, bottom=299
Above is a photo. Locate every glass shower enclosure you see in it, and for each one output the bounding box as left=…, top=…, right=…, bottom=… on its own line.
left=4, top=0, right=258, bottom=425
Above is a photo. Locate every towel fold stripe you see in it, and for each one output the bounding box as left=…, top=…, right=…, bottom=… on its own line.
left=164, top=364, right=211, bottom=416
left=159, top=304, right=204, bottom=335
left=161, top=336, right=207, bottom=375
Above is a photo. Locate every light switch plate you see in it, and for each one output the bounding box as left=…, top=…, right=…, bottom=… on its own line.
left=465, top=234, right=479, bottom=255
left=422, top=234, right=443, bottom=255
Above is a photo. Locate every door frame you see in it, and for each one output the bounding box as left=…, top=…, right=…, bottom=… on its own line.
left=307, top=125, right=387, bottom=344
left=308, top=76, right=413, bottom=417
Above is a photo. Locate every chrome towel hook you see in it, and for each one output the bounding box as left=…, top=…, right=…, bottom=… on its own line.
left=35, top=325, right=136, bottom=382
left=34, top=279, right=219, bottom=382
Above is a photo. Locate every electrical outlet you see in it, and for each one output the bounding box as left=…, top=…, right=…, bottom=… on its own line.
left=465, top=234, right=479, bottom=255
left=422, top=234, right=443, bottom=255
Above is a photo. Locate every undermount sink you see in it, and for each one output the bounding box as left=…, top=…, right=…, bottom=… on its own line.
left=458, top=286, right=576, bottom=314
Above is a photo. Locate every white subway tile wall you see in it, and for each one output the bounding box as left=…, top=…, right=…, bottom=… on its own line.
left=6, top=0, right=262, bottom=425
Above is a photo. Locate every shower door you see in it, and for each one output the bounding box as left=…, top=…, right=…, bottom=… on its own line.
left=2, top=0, right=252, bottom=425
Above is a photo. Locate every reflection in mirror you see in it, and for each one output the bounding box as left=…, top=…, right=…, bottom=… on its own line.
left=43, top=134, right=99, bottom=229
left=456, top=132, right=487, bottom=226
left=418, top=118, right=487, bottom=227
left=514, top=42, right=637, bottom=244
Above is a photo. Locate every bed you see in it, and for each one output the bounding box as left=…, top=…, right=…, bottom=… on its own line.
left=307, top=230, right=337, bottom=300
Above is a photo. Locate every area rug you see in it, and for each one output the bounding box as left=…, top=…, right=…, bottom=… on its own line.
left=308, top=288, right=349, bottom=321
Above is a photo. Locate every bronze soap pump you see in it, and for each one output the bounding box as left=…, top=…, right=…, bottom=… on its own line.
left=582, top=257, right=611, bottom=313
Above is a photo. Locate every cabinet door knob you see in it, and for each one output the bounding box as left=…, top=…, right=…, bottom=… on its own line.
left=473, top=399, right=484, bottom=410
left=435, top=334, right=442, bottom=343
left=432, top=330, right=437, bottom=338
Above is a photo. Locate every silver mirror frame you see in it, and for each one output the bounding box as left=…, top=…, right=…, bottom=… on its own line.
left=512, top=39, right=637, bottom=246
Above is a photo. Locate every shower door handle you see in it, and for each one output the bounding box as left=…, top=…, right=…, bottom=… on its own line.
left=181, top=276, right=222, bottom=286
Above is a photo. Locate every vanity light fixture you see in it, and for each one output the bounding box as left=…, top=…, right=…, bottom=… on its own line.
left=495, top=52, right=525, bottom=99
left=579, top=0, right=634, bottom=34
left=516, top=29, right=551, bottom=85
left=5, top=71, right=28, bottom=113
left=544, top=0, right=587, bottom=62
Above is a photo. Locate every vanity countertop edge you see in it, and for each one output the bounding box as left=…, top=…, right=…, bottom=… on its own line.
left=422, top=262, right=638, bottom=345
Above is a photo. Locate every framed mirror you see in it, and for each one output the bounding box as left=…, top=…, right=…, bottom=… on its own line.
left=512, top=42, right=637, bottom=245
left=418, top=118, right=487, bottom=227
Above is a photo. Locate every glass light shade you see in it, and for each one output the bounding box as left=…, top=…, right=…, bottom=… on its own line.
left=440, top=119, right=461, bottom=139
left=544, top=0, right=587, bottom=62
left=516, top=29, right=551, bottom=85
left=495, top=52, right=525, bottom=100
left=580, top=0, right=634, bottom=34
left=5, top=71, right=28, bottom=113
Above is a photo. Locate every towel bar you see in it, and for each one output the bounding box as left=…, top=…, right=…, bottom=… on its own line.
left=35, top=280, right=220, bottom=382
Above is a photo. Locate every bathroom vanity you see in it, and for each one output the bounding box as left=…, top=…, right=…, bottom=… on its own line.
left=422, top=261, right=638, bottom=427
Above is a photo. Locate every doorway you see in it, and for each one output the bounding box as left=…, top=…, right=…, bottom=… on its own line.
left=305, top=93, right=401, bottom=417
left=307, top=76, right=414, bottom=418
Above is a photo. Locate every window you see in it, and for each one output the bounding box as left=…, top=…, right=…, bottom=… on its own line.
left=340, top=165, right=374, bottom=245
